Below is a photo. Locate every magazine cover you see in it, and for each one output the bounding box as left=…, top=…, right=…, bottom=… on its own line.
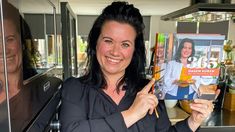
left=151, top=33, right=225, bottom=100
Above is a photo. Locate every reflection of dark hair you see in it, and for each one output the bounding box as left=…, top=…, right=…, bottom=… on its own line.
left=20, top=17, right=39, bottom=80
left=3, top=1, right=38, bottom=80
left=81, top=1, right=146, bottom=93
left=175, top=38, right=195, bottom=63
left=3, top=1, right=20, bottom=32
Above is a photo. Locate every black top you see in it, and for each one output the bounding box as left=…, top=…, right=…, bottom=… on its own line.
left=60, top=77, right=193, bottom=132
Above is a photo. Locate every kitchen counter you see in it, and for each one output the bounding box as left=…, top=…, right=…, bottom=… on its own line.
left=201, top=109, right=235, bottom=128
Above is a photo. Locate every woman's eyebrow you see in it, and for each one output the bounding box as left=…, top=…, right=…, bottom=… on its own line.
left=122, top=40, right=134, bottom=45
left=102, top=36, right=112, bottom=40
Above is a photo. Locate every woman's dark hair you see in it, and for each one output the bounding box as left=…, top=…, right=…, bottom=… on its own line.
left=81, top=1, right=146, bottom=93
left=174, top=38, right=195, bottom=64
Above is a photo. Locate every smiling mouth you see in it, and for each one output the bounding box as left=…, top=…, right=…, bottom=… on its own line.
left=0, top=56, right=14, bottom=62
left=183, top=52, right=190, bottom=55
left=106, top=57, right=121, bottom=63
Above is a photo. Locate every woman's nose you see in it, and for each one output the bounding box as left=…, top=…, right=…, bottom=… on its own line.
left=0, top=45, right=10, bottom=55
left=110, top=43, right=120, bottom=56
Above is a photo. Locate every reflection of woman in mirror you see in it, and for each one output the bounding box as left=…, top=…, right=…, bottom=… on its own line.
left=0, top=2, right=24, bottom=130
left=0, top=2, right=23, bottom=104
left=0, top=1, right=38, bottom=131
left=163, top=38, right=200, bottom=100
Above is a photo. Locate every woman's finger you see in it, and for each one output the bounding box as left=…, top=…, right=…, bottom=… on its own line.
left=190, top=100, right=214, bottom=116
left=141, top=78, right=155, bottom=94
left=149, top=107, right=154, bottom=115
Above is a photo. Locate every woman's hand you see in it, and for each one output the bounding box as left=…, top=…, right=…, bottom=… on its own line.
left=187, top=89, right=220, bottom=131
left=121, top=79, right=158, bottom=128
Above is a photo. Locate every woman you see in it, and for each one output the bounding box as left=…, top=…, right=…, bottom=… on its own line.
left=60, top=2, right=217, bottom=132
left=0, top=1, right=39, bottom=131
left=163, top=38, right=201, bottom=100
left=0, top=1, right=23, bottom=104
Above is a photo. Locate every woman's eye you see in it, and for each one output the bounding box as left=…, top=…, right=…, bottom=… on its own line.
left=122, top=43, right=130, bottom=48
left=6, top=37, right=15, bottom=44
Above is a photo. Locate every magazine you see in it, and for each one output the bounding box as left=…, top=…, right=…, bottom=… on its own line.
left=150, top=33, right=225, bottom=100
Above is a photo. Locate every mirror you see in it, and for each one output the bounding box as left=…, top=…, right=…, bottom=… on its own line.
left=0, top=0, right=62, bottom=131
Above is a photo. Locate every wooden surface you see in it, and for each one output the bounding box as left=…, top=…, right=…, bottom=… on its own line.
left=166, top=106, right=189, bottom=124
left=223, top=92, right=235, bottom=111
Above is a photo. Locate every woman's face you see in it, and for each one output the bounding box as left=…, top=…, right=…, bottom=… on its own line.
left=96, top=21, right=136, bottom=77
left=0, top=19, right=22, bottom=74
left=181, top=42, right=192, bottom=59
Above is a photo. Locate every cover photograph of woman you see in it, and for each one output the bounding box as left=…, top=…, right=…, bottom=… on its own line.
left=151, top=33, right=225, bottom=100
